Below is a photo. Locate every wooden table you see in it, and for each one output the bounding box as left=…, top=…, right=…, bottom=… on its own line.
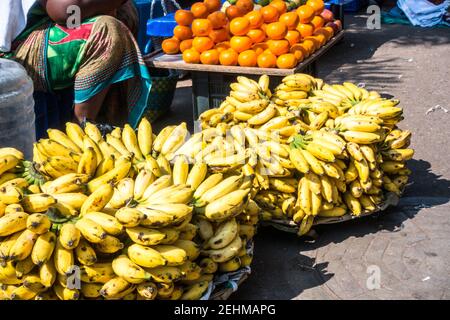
left=145, top=30, right=344, bottom=119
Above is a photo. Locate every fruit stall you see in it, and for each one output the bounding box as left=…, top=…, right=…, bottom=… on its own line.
left=145, top=0, right=344, bottom=118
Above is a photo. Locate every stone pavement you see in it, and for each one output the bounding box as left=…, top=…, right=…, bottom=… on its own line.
left=154, top=13, right=450, bottom=299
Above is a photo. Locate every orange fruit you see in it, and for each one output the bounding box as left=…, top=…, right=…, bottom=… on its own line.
left=230, top=36, right=253, bottom=53
left=303, top=36, right=320, bottom=50
left=245, top=11, right=264, bottom=29
left=290, top=44, right=307, bottom=61
left=265, top=22, right=288, bottom=40
left=306, top=0, right=325, bottom=15
left=257, top=51, right=277, bottom=68
left=236, top=0, right=254, bottom=14
left=276, top=53, right=297, bottom=69
left=173, top=25, right=193, bottom=41
left=238, top=50, right=257, bottom=67
left=314, top=27, right=332, bottom=41
left=296, top=23, right=314, bottom=38
left=260, top=23, right=268, bottom=33
left=204, top=0, right=222, bottom=13
left=207, top=12, right=228, bottom=29
left=300, top=40, right=315, bottom=55
left=285, top=30, right=301, bottom=46
left=226, top=5, right=244, bottom=20
left=162, top=37, right=180, bottom=54
left=252, top=42, right=268, bottom=56
left=279, top=12, right=300, bottom=30
left=312, top=34, right=326, bottom=46
left=296, top=5, right=315, bottom=24
left=247, top=29, right=266, bottom=43
left=192, top=36, right=214, bottom=52
left=180, top=39, right=194, bottom=52
left=191, top=2, right=209, bottom=19
left=200, top=49, right=219, bottom=64
left=269, top=0, right=287, bottom=15
left=230, top=17, right=251, bottom=36
left=182, top=48, right=201, bottom=63
left=209, top=28, right=230, bottom=43
left=175, top=10, right=194, bottom=26
left=215, top=41, right=230, bottom=52
left=260, top=5, right=280, bottom=23
left=192, top=19, right=213, bottom=36
left=267, top=39, right=289, bottom=56
left=311, top=15, right=325, bottom=29
left=219, top=48, right=239, bottom=66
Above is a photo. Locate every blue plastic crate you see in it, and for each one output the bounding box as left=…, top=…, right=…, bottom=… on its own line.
left=325, top=0, right=369, bottom=12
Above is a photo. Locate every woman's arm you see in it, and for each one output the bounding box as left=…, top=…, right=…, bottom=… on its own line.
left=38, top=0, right=127, bottom=24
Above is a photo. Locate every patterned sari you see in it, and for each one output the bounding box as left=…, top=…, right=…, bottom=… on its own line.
left=1, top=1, right=151, bottom=128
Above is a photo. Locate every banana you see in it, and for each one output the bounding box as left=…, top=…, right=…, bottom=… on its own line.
left=75, top=239, right=97, bottom=266
left=126, top=226, right=167, bottom=246
left=31, top=231, right=56, bottom=265
left=156, top=154, right=172, bottom=176
left=98, top=140, right=121, bottom=159
left=219, top=256, right=241, bottom=272
left=106, top=134, right=131, bottom=157
left=40, top=260, right=57, bottom=287
left=341, top=131, right=383, bottom=144
left=0, top=211, right=28, bottom=236
left=59, top=224, right=80, bottom=250
left=346, top=142, right=364, bottom=161
left=247, top=104, right=277, bottom=125
left=205, top=189, right=249, bottom=221
left=161, top=123, right=188, bottom=156
left=298, top=215, right=314, bottom=236
left=137, top=207, right=175, bottom=228
left=77, top=147, right=97, bottom=177
left=82, top=211, right=123, bottom=236
left=319, top=206, right=347, bottom=217
left=382, top=148, right=414, bottom=161
left=121, top=124, right=144, bottom=160
left=145, top=265, right=182, bottom=283
left=83, top=122, right=102, bottom=143
left=22, top=194, right=56, bottom=214
left=196, top=218, right=214, bottom=241
left=152, top=126, right=176, bottom=155
left=0, top=147, right=24, bottom=160
left=133, top=169, right=154, bottom=200
left=7, top=229, right=37, bottom=261
left=81, top=183, right=114, bottom=215
left=43, top=173, right=89, bottom=194
left=203, top=235, right=242, bottom=263
left=10, top=285, right=40, bottom=300
left=115, top=207, right=144, bottom=227
left=75, top=218, right=107, bottom=243
left=128, top=244, right=167, bottom=268
left=112, top=255, right=152, bottom=284
left=52, top=193, right=87, bottom=211
left=186, top=162, right=207, bottom=190
left=196, top=175, right=242, bottom=207
left=289, top=148, right=310, bottom=174
left=80, top=283, right=103, bottom=298
left=298, top=178, right=311, bottom=215
left=344, top=192, right=362, bottom=216
left=47, top=129, right=82, bottom=154
left=172, top=155, right=189, bottom=186
left=100, top=277, right=134, bottom=299
left=0, top=177, right=29, bottom=190
left=95, top=235, right=124, bottom=254
left=54, top=283, right=79, bottom=300
left=151, top=244, right=186, bottom=266
left=354, top=158, right=370, bottom=183
left=136, top=281, right=158, bottom=300
left=65, top=123, right=85, bottom=149
left=205, top=218, right=239, bottom=250
left=0, top=185, right=23, bottom=204
left=80, top=262, right=115, bottom=283
left=87, top=160, right=131, bottom=193
left=54, top=238, right=74, bottom=275
left=300, top=149, right=324, bottom=176
left=236, top=76, right=261, bottom=92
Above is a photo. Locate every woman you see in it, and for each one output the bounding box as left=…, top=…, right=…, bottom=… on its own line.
left=0, top=0, right=151, bottom=127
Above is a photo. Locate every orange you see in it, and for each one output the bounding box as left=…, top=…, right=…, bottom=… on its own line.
left=296, top=5, right=315, bottom=24
left=312, top=34, right=326, bottom=46
left=191, top=2, right=209, bottom=19
left=300, top=38, right=317, bottom=54
left=314, top=27, right=333, bottom=41
left=276, top=53, right=297, bottom=69
left=215, top=41, right=231, bottom=52
left=180, top=39, right=193, bottom=52
left=267, top=39, right=290, bottom=56
left=209, top=28, right=229, bottom=43
left=296, top=23, right=314, bottom=38
left=204, top=0, right=222, bottom=13
left=306, top=0, right=325, bottom=15
left=245, top=11, right=264, bottom=29
left=252, top=42, right=268, bottom=56
left=182, top=48, right=201, bottom=63
left=290, top=44, right=307, bottom=61
left=238, top=50, right=257, bottom=67
left=279, top=12, right=299, bottom=30
left=173, top=25, right=193, bottom=41
left=311, top=15, right=325, bottom=29
left=192, top=36, right=214, bottom=52
left=303, top=36, right=320, bottom=50
left=285, top=30, right=301, bottom=46
left=192, top=19, right=213, bottom=36
left=219, top=48, right=239, bottom=66
left=229, top=17, right=251, bottom=36
left=226, top=5, right=244, bottom=20
left=230, top=36, right=253, bottom=53
left=260, top=23, right=268, bottom=33
left=162, top=37, right=180, bottom=54
left=260, top=5, right=280, bottom=23
left=265, top=22, right=288, bottom=40
left=200, top=49, right=219, bottom=64
left=247, top=29, right=266, bottom=43
left=208, top=12, right=228, bottom=29
left=236, top=0, right=254, bottom=14
left=269, top=0, right=287, bottom=15
left=257, top=51, right=277, bottom=68
left=175, top=10, right=194, bottom=26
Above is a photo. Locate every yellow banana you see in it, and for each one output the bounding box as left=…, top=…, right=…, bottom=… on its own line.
left=75, top=239, right=97, bottom=266
left=112, top=255, right=152, bottom=284
left=31, top=231, right=56, bottom=265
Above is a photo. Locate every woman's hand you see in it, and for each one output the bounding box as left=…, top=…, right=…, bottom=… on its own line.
left=39, top=0, right=128, bottom=25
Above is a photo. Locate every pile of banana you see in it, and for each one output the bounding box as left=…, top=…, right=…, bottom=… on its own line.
left=197, top=73, right=414, bottom=236
left=0, top=118, right=257, bottom=300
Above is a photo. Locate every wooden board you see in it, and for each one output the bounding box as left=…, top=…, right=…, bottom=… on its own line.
left=145, top=31, right=344, bottom=76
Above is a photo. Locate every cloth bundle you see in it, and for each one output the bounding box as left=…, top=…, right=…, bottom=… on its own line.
left=397, top=0, right=450, bottom=27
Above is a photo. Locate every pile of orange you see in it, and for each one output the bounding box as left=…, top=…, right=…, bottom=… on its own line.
left=162, top=0, right=342, bottom=69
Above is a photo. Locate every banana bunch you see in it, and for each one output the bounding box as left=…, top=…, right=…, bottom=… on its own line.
left=272, top=73, right=321, bottom=109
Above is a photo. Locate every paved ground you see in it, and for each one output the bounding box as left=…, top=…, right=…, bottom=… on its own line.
left=154, top=12, right=450, bottom=299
